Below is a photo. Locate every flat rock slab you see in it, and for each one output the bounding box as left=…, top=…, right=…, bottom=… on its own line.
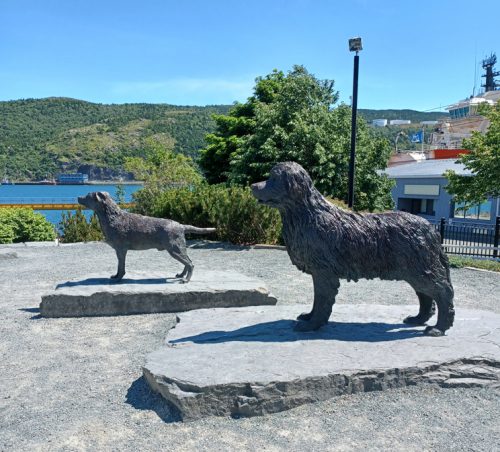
left=143, top=305, right=500, bottom=421
left=40, top=270, right=277, bottom=317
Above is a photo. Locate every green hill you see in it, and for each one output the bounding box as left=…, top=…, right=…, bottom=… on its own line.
left=0, top=97, right=230, bottom=180
left=0, top=97, right=449, bottom=181
left=359, top=109, right=447, bottom=123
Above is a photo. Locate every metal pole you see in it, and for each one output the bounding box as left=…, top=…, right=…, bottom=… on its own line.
left=494, top=216, right=500, bottom=259
left=440, top=217, right=446, bottom=244
left=348, top=52, right=359, bottom=209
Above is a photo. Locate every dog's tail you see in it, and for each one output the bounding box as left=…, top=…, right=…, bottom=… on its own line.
left=183, top=225, right=217, bottom=235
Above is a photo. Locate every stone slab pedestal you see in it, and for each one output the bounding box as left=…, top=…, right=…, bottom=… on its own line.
left=40, top=270, right=277, bottom=317
left=143, top=305, right=500, bottom=421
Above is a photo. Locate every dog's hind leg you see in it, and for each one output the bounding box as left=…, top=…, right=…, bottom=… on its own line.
left=176, top=266, right=188, bottom=279
left=295, top=274, right=340, bottom=332
left=424, top=282, right=455, bottom=336
left=167, top=243, right=194, bottom=283
left=403, top=289, right=435, bottom=325
left=111, top=248, right=127, bottom=281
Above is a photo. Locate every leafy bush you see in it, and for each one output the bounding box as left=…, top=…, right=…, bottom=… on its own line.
left=0, top=208, right=56, bottom=244
left=59, top=209, right=103, bottom=243
left=133, top=184, right=282, bottom=245
left=0, top=221, right=16, bottom=243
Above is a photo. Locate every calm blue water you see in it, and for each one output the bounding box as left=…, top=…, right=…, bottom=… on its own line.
left=0, top=184, right=142, bottom=226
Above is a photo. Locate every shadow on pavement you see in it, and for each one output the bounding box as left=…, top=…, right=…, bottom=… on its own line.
left=171, top=319, right=425, bottom=344
left=126, top=376, right=182, bottom=423
left=55, top=277, right=183, bottom=288
left=19, top=307, right=42, bottom=320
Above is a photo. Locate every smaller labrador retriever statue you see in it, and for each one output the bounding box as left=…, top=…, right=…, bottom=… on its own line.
left=251, top=162, right=455, bottom=336
left=78, top=191, right=215, bottom=283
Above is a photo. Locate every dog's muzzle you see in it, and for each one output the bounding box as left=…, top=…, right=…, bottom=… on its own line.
left=251, top=181, right=266, bottom=200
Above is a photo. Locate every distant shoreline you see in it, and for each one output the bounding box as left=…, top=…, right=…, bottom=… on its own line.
left=8, top=181, right=144, bottom=186
left=88, top=181, right=144, bottom=186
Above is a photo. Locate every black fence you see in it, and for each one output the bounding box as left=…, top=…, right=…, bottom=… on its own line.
left=436, top=216, right=500, bottom=258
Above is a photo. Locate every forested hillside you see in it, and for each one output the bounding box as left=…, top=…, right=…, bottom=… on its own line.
left=359, top=109, right=447, bottom=123
left=0, top=97, right=449, bottom=181
left=0, top=97, right=230, bottom=180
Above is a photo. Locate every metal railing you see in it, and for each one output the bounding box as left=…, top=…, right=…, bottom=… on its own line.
left=437, top=217, right=499, bottom=258
left=0, top=198, right=133, bottom=210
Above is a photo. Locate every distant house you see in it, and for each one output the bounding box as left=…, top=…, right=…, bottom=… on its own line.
left=57, top=173, right=89, bottom=184
left=389, top=119, right=411, bottom=126
left=372, top=119, right=388, bottom=127
left=382, top=159, right=499, bottom=225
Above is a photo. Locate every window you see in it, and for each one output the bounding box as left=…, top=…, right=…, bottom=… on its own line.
left=398, top=198, right=435, bottom=216
left=454, top=201, right=491, bottom=220
left=412, top=199, right=435, bottom=215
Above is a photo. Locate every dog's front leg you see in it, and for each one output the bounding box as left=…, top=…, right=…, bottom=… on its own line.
left=111, top=248, right=127, bottom=281
left=295, top=273, right=339, bottom=332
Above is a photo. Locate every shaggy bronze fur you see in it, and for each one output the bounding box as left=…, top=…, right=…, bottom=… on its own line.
left=252, top=162, right=455, bottom=336
left=78, top=191, right=215, bottom=283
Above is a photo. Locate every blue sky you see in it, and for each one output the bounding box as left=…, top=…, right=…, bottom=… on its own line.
left=1, top=0, right=499, bottom=110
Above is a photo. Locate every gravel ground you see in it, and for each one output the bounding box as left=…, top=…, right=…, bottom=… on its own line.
left=0, top=241, right=499, bottom=451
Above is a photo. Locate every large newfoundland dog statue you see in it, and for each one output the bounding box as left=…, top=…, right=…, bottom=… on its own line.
left=251, top=162, right=455, bottom=336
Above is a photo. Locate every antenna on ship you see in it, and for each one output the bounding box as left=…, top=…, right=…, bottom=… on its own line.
left=473, top=45, right=477, bottom=97
left=481, top=53, right=500, bottom=92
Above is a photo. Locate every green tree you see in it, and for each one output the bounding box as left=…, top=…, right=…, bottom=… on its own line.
left=446, top=103, right=500, bottom=204
left=126, top=137, right=203, bottom=214
left=114, top=184, right=126, bottom=205
left=199, top=66, right=394, bottom=211
left=59, top=209, right=103, bottom=243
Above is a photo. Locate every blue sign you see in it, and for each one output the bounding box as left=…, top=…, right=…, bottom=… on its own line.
left=410, top=131, right=423, bottom=143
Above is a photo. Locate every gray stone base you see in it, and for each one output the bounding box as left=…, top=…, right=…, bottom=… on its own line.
left=40, top=270, right=277, bottom=317
left=143, top=305, right=500, bottom=421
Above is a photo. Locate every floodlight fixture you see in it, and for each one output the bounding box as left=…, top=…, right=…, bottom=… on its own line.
left=349, top=37, right=363, bottom=53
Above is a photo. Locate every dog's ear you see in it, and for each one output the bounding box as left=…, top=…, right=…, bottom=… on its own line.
left=285, top=169, right=312, bottom=200
left=96, top=192, right=106, bottom=202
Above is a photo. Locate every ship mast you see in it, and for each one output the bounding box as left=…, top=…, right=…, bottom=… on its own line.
left=481, top=53, right=500, bottom=92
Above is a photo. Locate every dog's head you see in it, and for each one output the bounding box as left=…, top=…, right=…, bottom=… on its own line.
left=251, top=162, right=314, bottom=208
left=77, top=191, right=112, bottom=211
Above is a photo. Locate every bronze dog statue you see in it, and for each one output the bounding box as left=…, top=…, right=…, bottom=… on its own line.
left=252, top=162, right=455, bottom=336
left=78, top=191, right=215, bottom=283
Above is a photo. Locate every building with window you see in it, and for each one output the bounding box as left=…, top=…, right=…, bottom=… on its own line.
left=372, top=119, right=388, bottom=127
left=382, top=159, right=499, bottom=225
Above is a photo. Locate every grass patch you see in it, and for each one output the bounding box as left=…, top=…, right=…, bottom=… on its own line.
left=448, top=255, right=500, bottom=272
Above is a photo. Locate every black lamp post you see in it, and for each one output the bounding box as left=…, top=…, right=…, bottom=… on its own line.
left=348, top=37, right=362, bottom=209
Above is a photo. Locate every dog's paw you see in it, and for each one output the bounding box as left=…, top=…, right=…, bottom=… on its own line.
left=403, top=314, right=431, bottom=326
left=423, top=326, right=444, bottom=337
left=297, top=312, right=313, bottom=321
left=293, top=320, right=324, bottom=332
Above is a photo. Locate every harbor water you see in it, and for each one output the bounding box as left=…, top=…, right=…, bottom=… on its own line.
left=0, top=184, right=143, bottom=226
